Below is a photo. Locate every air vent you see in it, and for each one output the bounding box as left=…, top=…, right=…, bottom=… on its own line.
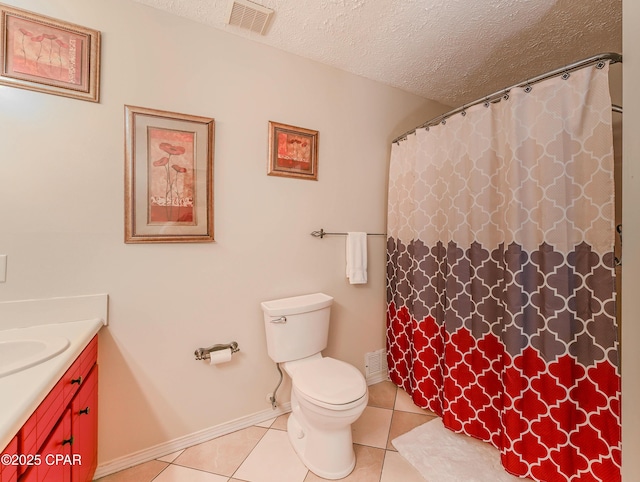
left=365, top=349, right=388, bottom=383
left=226, top=0, right=274, bottom=35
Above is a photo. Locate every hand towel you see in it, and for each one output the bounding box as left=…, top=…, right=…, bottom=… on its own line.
left=346, top=232, right=368, bottom=284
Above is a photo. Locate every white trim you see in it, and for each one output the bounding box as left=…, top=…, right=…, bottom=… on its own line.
left=93, top=402, right=291, bottom=479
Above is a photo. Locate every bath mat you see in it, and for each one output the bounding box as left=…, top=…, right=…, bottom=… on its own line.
left=392, top=418, right=522, bottom=482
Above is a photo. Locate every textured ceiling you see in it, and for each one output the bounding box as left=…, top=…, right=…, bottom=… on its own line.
left=130, top=0, right=622, bottom=107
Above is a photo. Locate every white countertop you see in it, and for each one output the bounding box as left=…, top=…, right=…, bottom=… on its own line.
left=0, top=318, right=105, bottom=450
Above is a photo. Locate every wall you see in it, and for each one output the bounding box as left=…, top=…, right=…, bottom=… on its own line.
left=0, top=0, right=447, bottom=467
left=622, top=0, right=640, bottom=478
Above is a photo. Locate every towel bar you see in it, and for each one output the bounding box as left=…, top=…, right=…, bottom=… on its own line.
left=310, top=228, right=386, bottom=239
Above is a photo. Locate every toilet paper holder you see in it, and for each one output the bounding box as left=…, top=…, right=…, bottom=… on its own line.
left=194, top=341, right=240, bottom=361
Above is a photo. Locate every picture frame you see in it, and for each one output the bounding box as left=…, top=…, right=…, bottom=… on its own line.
left=268, top=121, right=318, bottom=180
left=0, top=3, right=101, bottom=102
left=124, top=105, right=215, bottom=243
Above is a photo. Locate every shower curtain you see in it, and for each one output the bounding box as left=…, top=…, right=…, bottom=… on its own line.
left=386, top=63, right=620, bottom=482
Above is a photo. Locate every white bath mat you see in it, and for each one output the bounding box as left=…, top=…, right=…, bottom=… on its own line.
left=392, top=418, right=522, bottom=482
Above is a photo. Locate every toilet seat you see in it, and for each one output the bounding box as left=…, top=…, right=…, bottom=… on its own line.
left=292, top=357, right=367, bottom=407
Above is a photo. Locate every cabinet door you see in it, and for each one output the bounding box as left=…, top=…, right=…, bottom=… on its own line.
left=22, top=408, right=72, bottom=482
left=71, top=365, right=98, bottom=482
left=0, top=435, right=18, bottom=482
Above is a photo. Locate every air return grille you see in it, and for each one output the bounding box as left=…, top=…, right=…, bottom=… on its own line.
left=226, top=0, right=274, bottom=35
left=365, top=349, right=388, bottom=381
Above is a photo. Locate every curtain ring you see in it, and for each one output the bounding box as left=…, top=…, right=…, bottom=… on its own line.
left=561, top=72, right=570, bottom=80
left=596, top=60, right=606, bottom=69
left=461, top=110, right=467, bottom=117
left=524, top=85, right=532, bottom=93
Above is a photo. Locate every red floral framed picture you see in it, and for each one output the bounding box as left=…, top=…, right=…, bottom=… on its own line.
left=124, top=105, right=215, bottom=243
left=0, top=3, right=101, bottom=102
left=268, top=121, right=318, bottom=180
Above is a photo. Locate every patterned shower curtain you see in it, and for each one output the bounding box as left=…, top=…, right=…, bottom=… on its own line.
left=386, top=63, right=620, bottom=482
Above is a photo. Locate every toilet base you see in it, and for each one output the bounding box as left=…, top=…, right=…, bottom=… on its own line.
left=287, top=411, right=356, bottom=480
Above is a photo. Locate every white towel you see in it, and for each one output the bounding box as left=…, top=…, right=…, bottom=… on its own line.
left=346, top=232, right=367, bottom=284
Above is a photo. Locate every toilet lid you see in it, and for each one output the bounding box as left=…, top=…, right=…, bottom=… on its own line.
left=293, top=357, right=367, bottom=405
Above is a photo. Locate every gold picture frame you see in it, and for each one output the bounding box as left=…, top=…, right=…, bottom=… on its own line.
left=124, top=105, right=215, bottom=243
left=268, top=121, right=318, bottom=180
left=0, top=3, right=101, bottom=102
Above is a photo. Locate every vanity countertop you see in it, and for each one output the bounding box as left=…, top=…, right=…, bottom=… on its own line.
left=0, top=318, right=104, bottom=451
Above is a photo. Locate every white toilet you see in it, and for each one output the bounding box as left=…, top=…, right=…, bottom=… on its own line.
left=261, top=292, right=368, bottom=480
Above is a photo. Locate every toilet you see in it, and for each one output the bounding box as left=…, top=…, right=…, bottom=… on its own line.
left=261, top=292, right=368, bottom=480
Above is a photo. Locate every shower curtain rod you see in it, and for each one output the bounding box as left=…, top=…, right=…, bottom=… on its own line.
left=393, top=52, right=623, bottom=145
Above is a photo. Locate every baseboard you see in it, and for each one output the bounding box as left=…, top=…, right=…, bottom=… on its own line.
left=95, top=371, right=387, bottom=478
left=93, top=402, right=292, bottom=479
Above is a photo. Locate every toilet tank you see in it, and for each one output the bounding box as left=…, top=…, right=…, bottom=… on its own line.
left=261, top=293, right=333, bottom=363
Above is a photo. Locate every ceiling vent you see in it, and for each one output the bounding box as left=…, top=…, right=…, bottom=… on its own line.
left=226, top=0, right=274, bottom=35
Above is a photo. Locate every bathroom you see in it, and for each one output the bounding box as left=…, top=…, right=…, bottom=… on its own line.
left=0, top=0, right=638, bottom=481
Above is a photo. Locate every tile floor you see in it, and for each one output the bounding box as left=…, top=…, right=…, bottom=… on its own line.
left=95, top=381, right=437, bottom=482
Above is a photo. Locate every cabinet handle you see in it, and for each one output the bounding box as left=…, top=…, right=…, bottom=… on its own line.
left=62, top=436, right=74, bottom=446
left=79, top=407, right=90, bottom=415
left=71, top=376, right=83, bottom=385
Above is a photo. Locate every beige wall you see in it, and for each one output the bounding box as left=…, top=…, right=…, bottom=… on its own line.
left=0, top=0, right=447, bottom=465
left=622, top=0, right=640, bottom=478
left=4, top=0, right=634, bottom=476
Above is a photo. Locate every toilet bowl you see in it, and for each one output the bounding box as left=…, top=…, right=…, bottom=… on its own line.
left=261, top=293, right=369, bottom=479
left=284, top=356, right=368, bottom=479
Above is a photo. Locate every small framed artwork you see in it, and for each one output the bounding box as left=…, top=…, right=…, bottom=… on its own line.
left=268, top=121, right=318, bottom=180
left=0, top=3, right=101, bottom=102
left=124, top=105, right=215, bottom=243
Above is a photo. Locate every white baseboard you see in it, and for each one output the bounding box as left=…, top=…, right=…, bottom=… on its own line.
left=93, top=402, right=291, bottom=479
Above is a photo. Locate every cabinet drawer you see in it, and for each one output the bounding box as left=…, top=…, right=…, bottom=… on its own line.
left=79, top=338, right=98, bottom=381
left=61, top=336, right=98, bottom=409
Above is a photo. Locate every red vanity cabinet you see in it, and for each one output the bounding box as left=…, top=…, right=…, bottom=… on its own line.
left=70, top=366, right=98, bottom=482
left=0, top=436, right=18, bottom=482
left=1, top=335, right=98, bottom=482
left=21, top=409, right=72, bottom=482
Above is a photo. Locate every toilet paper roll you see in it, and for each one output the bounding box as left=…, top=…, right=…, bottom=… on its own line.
left=209, top=348, right=232, bottom=365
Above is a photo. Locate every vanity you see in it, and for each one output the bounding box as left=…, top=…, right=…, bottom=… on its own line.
left=0, top=295, right=107, bottom=482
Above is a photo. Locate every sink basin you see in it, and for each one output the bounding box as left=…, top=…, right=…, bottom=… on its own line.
left=0, top=335, right=70, bottom=378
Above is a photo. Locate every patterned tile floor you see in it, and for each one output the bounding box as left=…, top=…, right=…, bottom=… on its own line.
left=95, top=381, right=438, bottom=482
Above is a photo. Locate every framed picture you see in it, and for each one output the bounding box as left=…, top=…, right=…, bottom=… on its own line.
left=124, top=105, right=215, bottom=243
left=268, top=121, right=318, bottom=180
left=0, top=3, right=101, bottom=102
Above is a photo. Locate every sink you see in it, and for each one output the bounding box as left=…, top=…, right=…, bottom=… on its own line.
left=0, top=335, right=70, bottom=378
